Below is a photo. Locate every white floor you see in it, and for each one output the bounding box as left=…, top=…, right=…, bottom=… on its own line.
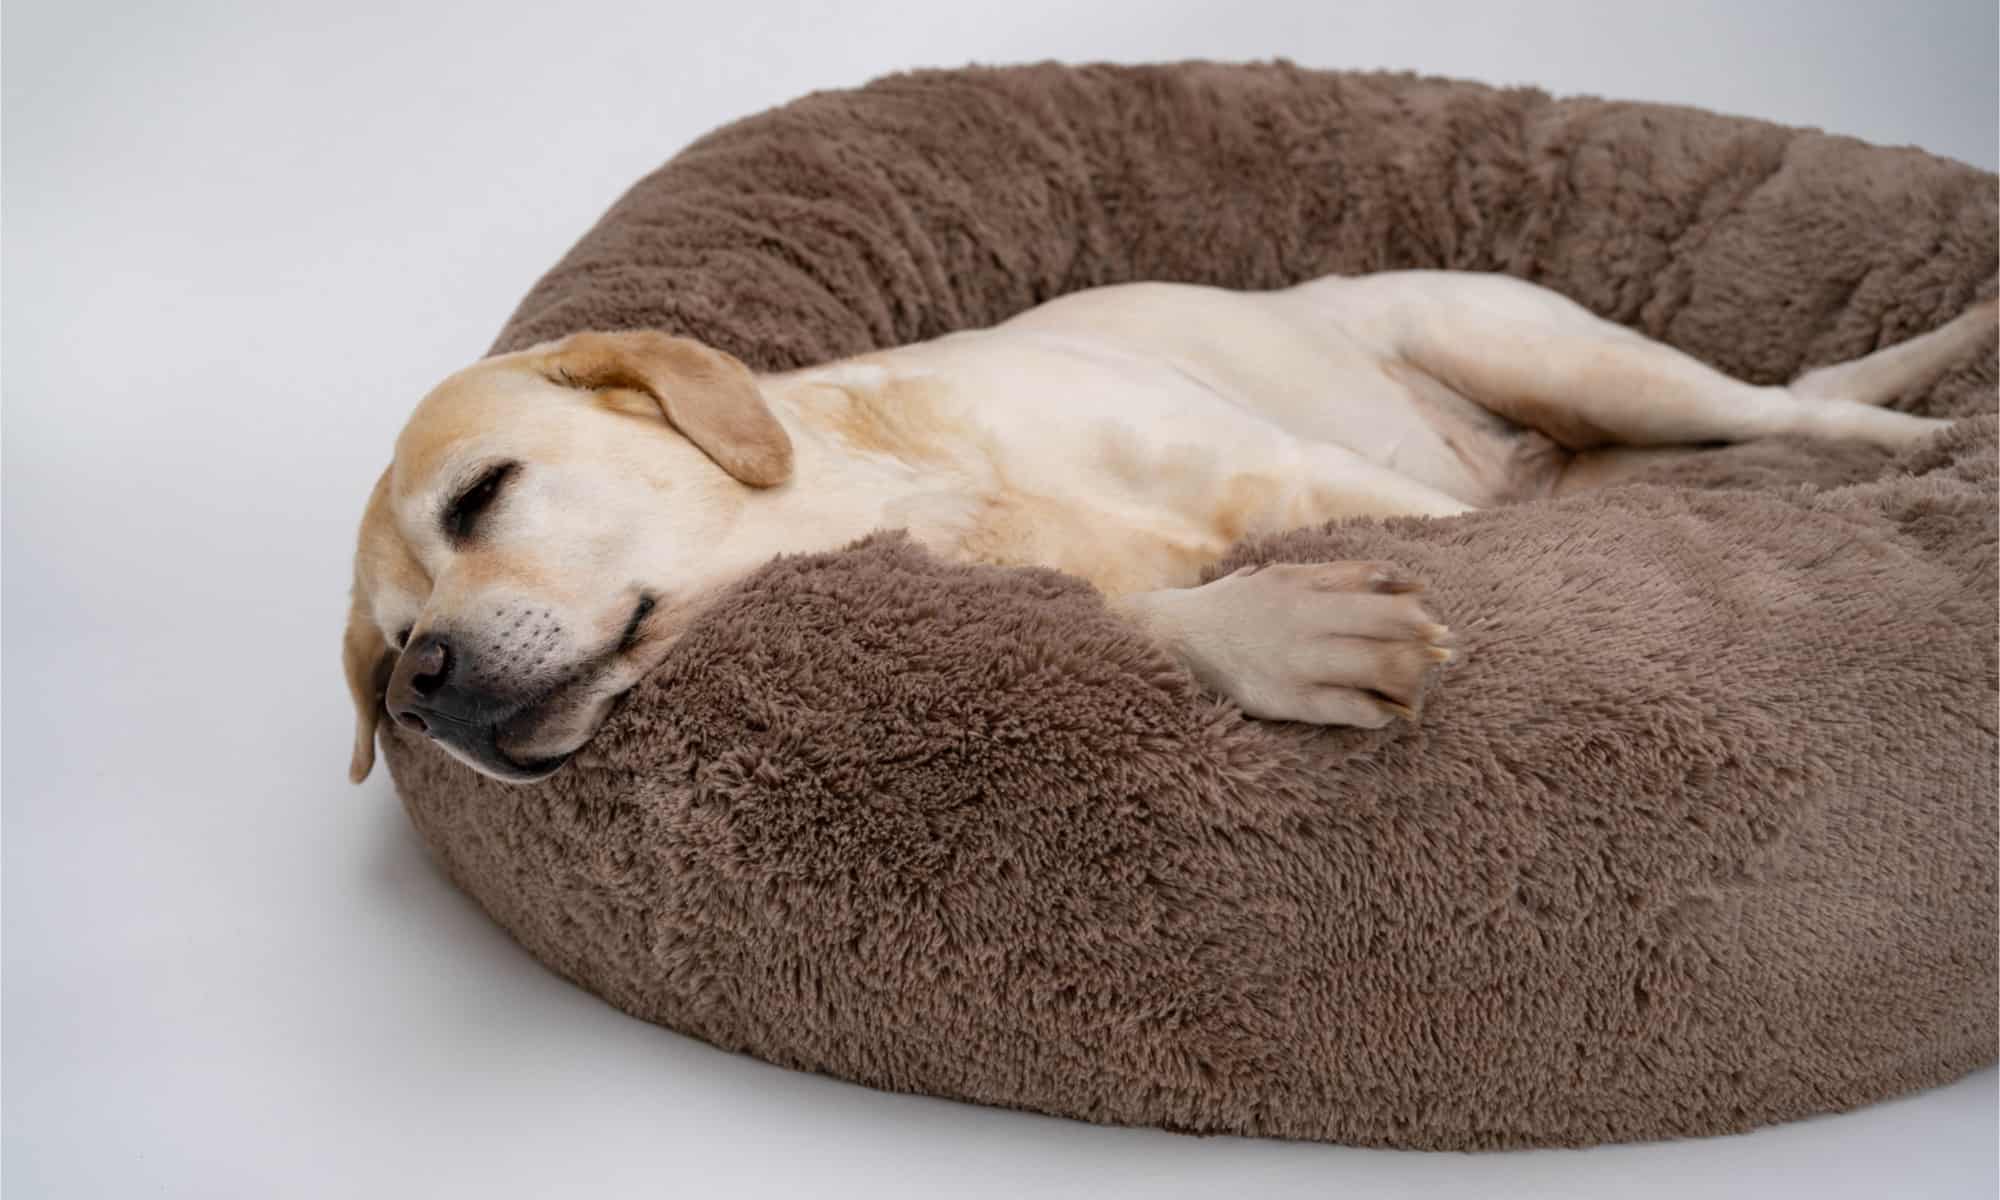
left=5, top=2, right=1996, bottom=1197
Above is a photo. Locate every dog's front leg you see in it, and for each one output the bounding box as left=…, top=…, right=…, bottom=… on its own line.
left=1113, top=562, right=1455, bottom=727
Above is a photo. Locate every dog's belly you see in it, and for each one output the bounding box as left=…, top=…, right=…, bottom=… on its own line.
left=992, top=281, right=1569, bottom=508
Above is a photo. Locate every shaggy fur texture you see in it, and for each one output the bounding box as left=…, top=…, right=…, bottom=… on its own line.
left=382, top=64, right=1998, bottom=1149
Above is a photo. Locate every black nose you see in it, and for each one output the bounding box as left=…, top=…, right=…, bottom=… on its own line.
left=405, top=636, right=451, bottom=698
left=386, top=633, right=481, bottom=734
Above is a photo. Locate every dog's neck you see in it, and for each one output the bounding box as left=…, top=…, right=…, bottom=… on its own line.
left=750, top=367, right=1004, bottom=557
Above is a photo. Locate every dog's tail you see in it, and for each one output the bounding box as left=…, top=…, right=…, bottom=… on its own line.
left=1791, top=295, right=1997, bottom=406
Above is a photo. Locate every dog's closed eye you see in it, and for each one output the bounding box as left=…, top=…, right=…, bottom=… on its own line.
left=444, top=461, right=517, bottom=543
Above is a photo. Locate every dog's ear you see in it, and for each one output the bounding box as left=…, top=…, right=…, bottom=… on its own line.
left=542, top=331, right=793, bottom=487
left=342, top=587, right=393, bottom=784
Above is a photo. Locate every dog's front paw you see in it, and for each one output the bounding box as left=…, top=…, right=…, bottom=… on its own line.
left=1138, top=561, right=1455, bottom=728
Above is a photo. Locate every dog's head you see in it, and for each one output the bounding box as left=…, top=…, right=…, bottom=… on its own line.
left=343, top=331, right=792, bottom=784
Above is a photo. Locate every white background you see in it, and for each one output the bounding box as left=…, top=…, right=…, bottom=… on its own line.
left=5, top=1, right=1996, bottom=1196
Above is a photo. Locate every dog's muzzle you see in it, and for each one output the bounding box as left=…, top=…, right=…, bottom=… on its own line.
left=385, top=633, right=569, bottom=781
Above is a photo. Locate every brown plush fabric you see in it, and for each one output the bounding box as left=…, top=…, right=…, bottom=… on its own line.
left=384, top=64, right=1999, bottom=1149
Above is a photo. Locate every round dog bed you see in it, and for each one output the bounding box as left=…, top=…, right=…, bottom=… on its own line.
left=381, top=64, right=1998, bottom=1149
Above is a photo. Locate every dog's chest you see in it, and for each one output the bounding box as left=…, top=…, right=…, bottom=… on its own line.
left=956, top=418, right=1340, bottom=594
left=945, top=486, right=1229, bottom=594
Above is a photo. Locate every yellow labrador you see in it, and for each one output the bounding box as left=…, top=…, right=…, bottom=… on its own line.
left=344, top=272, right=1993, bottom=783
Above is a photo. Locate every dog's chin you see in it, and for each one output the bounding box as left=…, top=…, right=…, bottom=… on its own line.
left=484, top=741, right=577, bottom=783
left=423, top=727, right=577, bottom=784
left=475, top=684, right=622, bottom=785
left=402, top=685, right=610, bottom=785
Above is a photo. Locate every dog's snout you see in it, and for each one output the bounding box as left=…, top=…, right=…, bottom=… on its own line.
left=385, top=633, right=490, bottom=736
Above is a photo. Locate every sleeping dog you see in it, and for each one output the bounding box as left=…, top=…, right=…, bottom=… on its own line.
left=343, top=271, right=1993, bottom=783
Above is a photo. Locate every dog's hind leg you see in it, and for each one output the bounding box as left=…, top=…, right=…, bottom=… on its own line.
left=1373, top=277, right=1989, bottom=454
left=1789, top=298, right=1997, bottom=405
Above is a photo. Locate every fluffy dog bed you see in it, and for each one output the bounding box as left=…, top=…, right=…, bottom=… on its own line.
left=381, top=64, right=1998, bottom=1149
